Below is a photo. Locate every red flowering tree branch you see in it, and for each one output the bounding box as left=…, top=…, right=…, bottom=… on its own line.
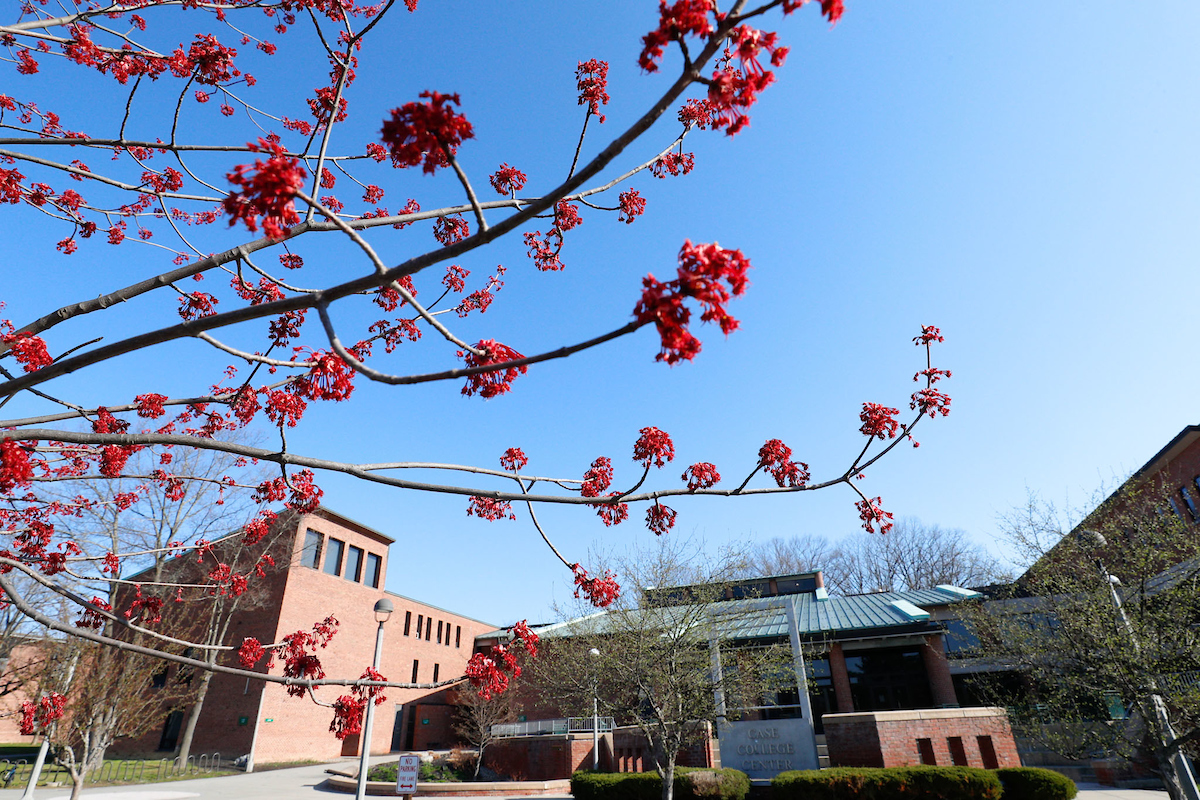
left=0, top=0, right=951, bottom=729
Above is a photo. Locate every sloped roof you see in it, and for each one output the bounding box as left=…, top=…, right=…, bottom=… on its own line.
left=511, top=585, right=979, bottom=644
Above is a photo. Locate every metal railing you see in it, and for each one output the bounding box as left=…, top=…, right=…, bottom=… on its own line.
left=0, top=752, right=226, bottom=788
left=492, top=717, right=614, bottom=738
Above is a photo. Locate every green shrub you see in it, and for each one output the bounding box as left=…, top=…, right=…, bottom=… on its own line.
left=996, top=768, right=1078, bottom=800
left=364, top=760, right=471, bottom=783
left=571, top=767, right=750, bottom=800
left=772, top=766, right=1003, bottom=800
left=365, top=762, right=397, bottom=782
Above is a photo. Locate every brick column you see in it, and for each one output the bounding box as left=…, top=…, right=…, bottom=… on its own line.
left=921, top=634, right=957, bottom=707
left=829, top=643, right=855, bottom=713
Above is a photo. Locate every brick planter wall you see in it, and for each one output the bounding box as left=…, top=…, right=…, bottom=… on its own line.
left=823, top=707, right=1020, bottom=769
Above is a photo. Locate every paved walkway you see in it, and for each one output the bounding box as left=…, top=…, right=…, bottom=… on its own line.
left=0, top=762, right=1168, bottom=800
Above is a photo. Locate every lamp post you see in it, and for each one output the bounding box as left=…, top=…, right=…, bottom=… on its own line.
left=356, top=598, right=393, bottom=800
left=1077, top=530, right=1199, bottom=800
left=588, top=647, right=601, bottom=771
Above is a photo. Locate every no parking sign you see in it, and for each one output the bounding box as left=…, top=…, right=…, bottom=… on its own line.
left=396, top=754, right=420, bottom=795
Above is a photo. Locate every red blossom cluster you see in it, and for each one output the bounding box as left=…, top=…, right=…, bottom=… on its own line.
left=782, top=0, right=845, bottom=24
left=639, top=0, right=715, bottom=73
left=465, top=619, right=539, bottom=699
left=633, top=240, right=751, bottom=364
left=466, top=496, right=515, bottom=521
left=237, top=637, right=267, bottom=669
left=855, top=496, right=894, bottom=534
left=459, top=340, right=527, bottom=399
left=329, top=667, right=388, bottom=740
left=381, top=91, right=474, bottom=175
left=757, top=439, right=809, bottom=488
left=911, top=388, right=951, bottom=419
left=618, top=189, right=646, bottom=223
left=633, top=426, right=675, bottom=469
left=18, top=692, right=66, bottom=736
left=223, top=138, right=306, bottom=240
left=576, top=59, right=610, bottom=122
left=909, top=325, right=952, bottom=420
left=580, top=456, right=614, bottom=498
left=645, top=502, right=677, bottom=535
left=0, top=329, right=53, bottom=373
left=524, top=200, right=583, bottom=272
left=499, top=447, right=528, bottom=472
left=573, top=565, right=621, bottom=608
left=681, top=461, right=720, bottom=490
left=651, top=151, right=695, bottom=179
left=489, top=163, right=528, bottom=196
left=594, top=494, right=629, bottom=526
left=290, top=350, right=355, bottom=401
left=859, top=403, right=899, bottom=440
left=272, top=615, right=339, bottom=697
left=433, top=215, right=469, bottom=246
left=74, top=596, right=112, bottom=630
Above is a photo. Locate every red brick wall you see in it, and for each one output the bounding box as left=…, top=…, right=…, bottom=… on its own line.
left=828, top=643, right=854, bottom=713
left=484, top=734, right=603, bottom=780
left=106, top=508, right=498, bottom=765
left=824, top=708, right=1020, bottom=769
left=920, top=634, right=957, bottom=708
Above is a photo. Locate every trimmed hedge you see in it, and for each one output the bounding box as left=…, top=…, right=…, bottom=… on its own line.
left=772, top=766, right=1003, bottom=800
left=996, top=768, right=1078, bottom=800
left=571, top=767, right=750, bottom=800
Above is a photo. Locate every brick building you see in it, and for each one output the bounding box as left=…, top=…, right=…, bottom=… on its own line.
left=104, top=507, right=497, bottom=766
left=481, top=572, right=1006, bottom=780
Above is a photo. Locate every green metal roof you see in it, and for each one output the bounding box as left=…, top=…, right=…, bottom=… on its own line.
left=507, top=585, right=979, bottom=644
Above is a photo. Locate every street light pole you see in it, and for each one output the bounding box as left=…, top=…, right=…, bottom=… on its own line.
left=588, top=648, right=601, bottom=771
left=1078, top=530, right=1200, bottom=800
left=356, top=598, right=393, bottom=800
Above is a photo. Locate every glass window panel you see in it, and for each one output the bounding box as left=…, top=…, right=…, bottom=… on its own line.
left=366, top=553, right=382, bottom=588
left=346, top=545, right=364, bottom=583
left=301, top=529, right=322, bottom=569
left=323, top=538, right=344, bottom=576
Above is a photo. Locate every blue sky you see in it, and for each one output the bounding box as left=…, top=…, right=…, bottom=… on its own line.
left=2, top=0, right=1199, bottom=629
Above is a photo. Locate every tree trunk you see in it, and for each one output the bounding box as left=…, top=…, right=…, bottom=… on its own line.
left=66, top=767, right=83, bottom=800
left=659, top=756, right=676, bottom=800
left=1158, top=751, right=1187, bottom=800
left=474, top=744, right=484, bottom=780
left=177, top=668, right=214, bottom=765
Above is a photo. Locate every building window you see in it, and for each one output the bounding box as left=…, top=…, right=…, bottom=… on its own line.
left=417, top=614, right=424, bottom=638
left=323, top=538, right=345, bottom=576
left=917, top=738, right=936, bottom=765
left=977, top=736, right=999, bottom=769
left=366, top=553, right=382, bottom=588
left=455, top=626, right=461, bottom=648
left=301, top=529, right=323, bottom=569
left=1168, top=497, right=1185, bottom=520
left=426, top=617, right=432, bottom=641
left=346, top=545, right=364, bottom=583
left=433, top=664, right=440, bottom=682
left=437, top=621, right=443, bottom=644
left=404, top=611, right=412, bottom=636
left=1180, top=488, right=1199, bottom=521
left=411, top=660, right=419, bottom=683
left=947, top=736, right=967, bottom=766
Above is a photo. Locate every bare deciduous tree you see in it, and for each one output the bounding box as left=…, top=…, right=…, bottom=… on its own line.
left=745, top=518, right=1007, bottom=595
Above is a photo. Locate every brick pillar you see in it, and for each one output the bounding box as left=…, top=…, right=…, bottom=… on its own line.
left=921, top=634, right=957, bottom=707
left=829, top=643, right=855, bottom=712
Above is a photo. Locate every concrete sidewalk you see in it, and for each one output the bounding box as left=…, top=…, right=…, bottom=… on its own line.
left=0, top=763, right=1168, bottom=800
